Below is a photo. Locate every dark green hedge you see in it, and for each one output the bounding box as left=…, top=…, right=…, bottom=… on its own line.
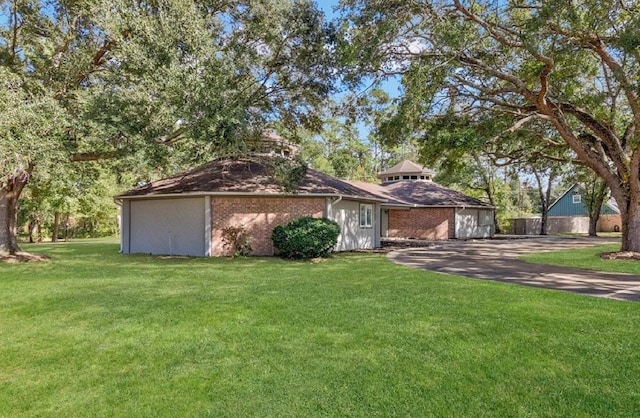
left=271, top=216, right=340, bottom=259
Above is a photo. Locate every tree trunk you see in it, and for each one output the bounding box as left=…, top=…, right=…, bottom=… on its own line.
left=621, top=200, right=640, bottom=252
left=52, top=211, right=60, bottom=242
left=539, top=205, right=548, bottom=235
left=0, top=168, right=32, bottom=256
left=533, top=171, right=549, bottom=235
left=588, top=211, right=601, bottom=237
left=588, top=182, right=607, bottom=237
left=63, top=213, right=70, bottom=242
left=36, top=219, right=42, bottom=243
left=484, top=187, right=501, bottom=234
left=28, top=217, right=36, bottom=243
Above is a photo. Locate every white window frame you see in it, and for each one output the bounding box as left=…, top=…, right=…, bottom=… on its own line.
left=360, top=204, right=373, bottom=228
left=572, top=194, right=582, bottom=204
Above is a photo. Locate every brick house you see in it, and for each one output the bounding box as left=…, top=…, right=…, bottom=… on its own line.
left=350, top=160, right=495, bottom=240
left=116, top=157, right=384, bottom=256
left=117, top=156, right=494, bottom=257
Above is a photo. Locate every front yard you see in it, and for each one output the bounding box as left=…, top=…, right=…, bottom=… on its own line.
left=1, top=239, right=639, bottom=416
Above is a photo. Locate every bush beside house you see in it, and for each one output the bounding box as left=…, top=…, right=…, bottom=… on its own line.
left=271, top=217, right=340, bottom=259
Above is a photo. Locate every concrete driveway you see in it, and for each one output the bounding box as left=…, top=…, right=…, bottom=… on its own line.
left=387, top=237, right=640, bottom=302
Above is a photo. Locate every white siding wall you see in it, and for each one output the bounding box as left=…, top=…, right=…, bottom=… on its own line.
left=126, top=198, right=207, bottom=256
left=455, top=208, right=494, bottom=239
left=327, top=199, right=377, bottom=251
left=380, top=208, right=389, bottom=238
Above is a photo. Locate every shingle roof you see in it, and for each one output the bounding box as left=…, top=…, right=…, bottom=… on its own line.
left=117, top=157, right=384, bottom=201
left=377, top=160, right=436, bottom=178
left=348, top=180, right=493, bottom=208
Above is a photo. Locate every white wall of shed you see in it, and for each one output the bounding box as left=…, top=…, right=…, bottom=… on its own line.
left=455, top=208, right=494, bottom=239
left=127, top=197, right=206, bottom=256
left=120, top=200, right=131, bottom=253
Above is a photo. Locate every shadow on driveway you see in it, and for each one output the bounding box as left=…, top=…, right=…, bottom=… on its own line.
left=388, top=237, right=640, bottom=302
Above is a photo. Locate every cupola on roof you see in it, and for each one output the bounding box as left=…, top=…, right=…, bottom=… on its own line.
left=245, top=130, right=299, bottom=157
left=377, top=160, right=436, bottom=184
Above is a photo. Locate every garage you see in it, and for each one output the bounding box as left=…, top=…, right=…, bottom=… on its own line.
left=121, top=197, right=209, bottom=256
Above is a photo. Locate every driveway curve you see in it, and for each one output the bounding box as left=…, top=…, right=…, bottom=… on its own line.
left=387, top=237, right=640, bottom=302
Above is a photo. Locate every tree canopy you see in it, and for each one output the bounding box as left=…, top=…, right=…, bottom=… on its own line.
left=0, top=0, right=340, bottom=255
left=341, top=0, right=640, bottom=251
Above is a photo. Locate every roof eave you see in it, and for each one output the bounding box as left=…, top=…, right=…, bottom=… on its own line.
left=381, top=203, right=495, bottom=209
left=115, top=191, right=386, bottom=202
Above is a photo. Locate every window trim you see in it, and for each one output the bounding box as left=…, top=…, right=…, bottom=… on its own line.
left=572, top=194, right=581, bottom=204
left=359, top=203, right=373, bottom=228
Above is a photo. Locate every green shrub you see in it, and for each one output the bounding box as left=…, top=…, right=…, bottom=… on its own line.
left=221, top=225, right=252, bottom=257
left=271, top=217, right=340, bottom=259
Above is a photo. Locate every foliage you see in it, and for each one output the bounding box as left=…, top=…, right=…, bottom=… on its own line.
left=220, top=225, right=253, bottom=257
left=2, top=239, right=640, bottom=416
left=0, top=0, right=341, bottom=254
left=267, top=156, right=308, bottom=193
left=271, top=216, right=339, bottom=259
left=340, top=0, right=640, bottom=251
left=299, top=118, right=378, bottom=181
left=17, top=162, right=119, bottom=240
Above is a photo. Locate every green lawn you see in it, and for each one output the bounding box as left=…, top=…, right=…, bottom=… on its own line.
left=2, top=239, right=639, bottom=417
left=522, top=243, right=640, bottom=274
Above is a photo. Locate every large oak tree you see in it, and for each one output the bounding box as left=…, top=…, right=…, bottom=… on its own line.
left=342, top=0, right=640, bottom=251
left=0, top=0, right=338, bottom=255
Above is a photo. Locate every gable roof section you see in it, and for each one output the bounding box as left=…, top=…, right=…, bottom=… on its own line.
left=349, top=180, right=493, bottom=208
left=548, top=184, right=620, bottom=216
left=117, top=157, right=384, bottom=201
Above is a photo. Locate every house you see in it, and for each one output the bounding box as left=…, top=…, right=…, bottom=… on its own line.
left=116, top=157, right=384, bottom=256
left=349, top=160, right=495, bottom=240
left=510, top=184, right=621, bottom=235
left=547, top=184, right=621, bottom=232
left=116, top=156, right=495, bottom=257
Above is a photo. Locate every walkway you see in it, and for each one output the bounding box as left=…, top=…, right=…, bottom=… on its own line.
left=387, top=237, right=640, bottom=302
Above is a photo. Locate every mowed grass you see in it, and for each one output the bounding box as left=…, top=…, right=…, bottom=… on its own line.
left=1, top=239, right=640, bottom=417
left=522, top=243, right=640, bottom=274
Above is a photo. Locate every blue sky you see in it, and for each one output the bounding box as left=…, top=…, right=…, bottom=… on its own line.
left=316, top=0, right=340, bottom=19
left=315, top=0, right=403, bottom=142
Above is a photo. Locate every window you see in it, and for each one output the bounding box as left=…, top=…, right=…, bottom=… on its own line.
left=572, top=194, right=582, bottom=204
left=410, top=175, right=418, bottom=179
left=402, top=175, right=410, bottom=179
left=479, top=210, right=493, bottom=226
left=360, top=204, right=373, bottom=228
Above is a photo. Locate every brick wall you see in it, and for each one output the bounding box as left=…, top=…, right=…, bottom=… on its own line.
left=211, top=196, right=326, bottom=256
left=598, top=214, right=622, bottom=232
left=388, top=207, right=455, bottom=240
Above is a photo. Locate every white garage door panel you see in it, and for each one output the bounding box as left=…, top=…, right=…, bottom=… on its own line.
left=130, top=198, right=205, bottom=256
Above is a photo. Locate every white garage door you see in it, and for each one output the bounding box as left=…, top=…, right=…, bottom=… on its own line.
left=129, top=198, right=206, bottom=256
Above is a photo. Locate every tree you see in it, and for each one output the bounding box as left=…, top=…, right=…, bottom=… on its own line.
left=0, top=69, right=65, bottom=254
left=341, top=0, right=640, bottom=251
left=299, top=116, right=380, bottom=181
left=568, top=168, right=610, bottom=237
left=0, top=0, right=339, bottom=256
left=524, top=160, right=564, bottom=235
